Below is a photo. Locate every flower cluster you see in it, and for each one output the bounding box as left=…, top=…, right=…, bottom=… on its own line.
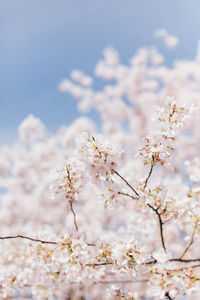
left=2, top=34, right=200, bottom=299
left=76, top=132, right=123, bottom=178
left=50, top=157, right=86, bottom=203
left=139, top=97, right=194, bottom=167
left=75, top=132, right=125, bottom=205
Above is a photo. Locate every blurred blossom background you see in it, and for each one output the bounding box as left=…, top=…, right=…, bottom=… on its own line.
left=1, top=0, right=200, bottom=144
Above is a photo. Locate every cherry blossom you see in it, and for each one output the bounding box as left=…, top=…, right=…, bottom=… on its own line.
left=1, top=33, right=200, bottom=299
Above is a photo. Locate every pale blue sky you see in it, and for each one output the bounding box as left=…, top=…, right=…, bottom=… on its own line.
left=1, top=0, right=200, bottom=143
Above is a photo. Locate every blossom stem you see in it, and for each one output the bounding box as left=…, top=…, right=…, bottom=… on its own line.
left=147, top=204, right=167, bottom=253
left=118, top=191, right=138, bottom=200
left=179, top=221, right=197, bottom=259
left=0, top=235, right=58, bottom=245
left=143, top=163, right=154, bottom=189
left=70, top=201, right=79, bottom=231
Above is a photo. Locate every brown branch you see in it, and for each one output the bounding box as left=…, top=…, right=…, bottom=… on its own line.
left=170, top=257, right=200, bottom=263
left=0, top=235, right=58, bottom=245
left=2, top=235, right=200, bottom=271
left=143, top=164, right=154, bottom=189
left=86, top=262, right=112, bottom=267
left=179, top=221, right=198, bottom=259
left=70, top=201, right=78, bottom=232
left=66, top=166, right=79, bottom=232
left=147, top=204, right=167, bottom=253
left=148, top=257, right=200, bottom=264
left=97, top=279, right=148, bottom=284
left=114, top=167, right=167, bottom=254
left=117, top=191, right=138, bottom=200
left=0, top=235, right=95, bottom=246
left=168, top=263, right=200, bottom=272
left=165, top=292, right=173, bottom=300
left=142, top=160, right=167, bottom=253
left=112, top=169, right=139, bottom=197
left=163, top=216, right=174, bottom=225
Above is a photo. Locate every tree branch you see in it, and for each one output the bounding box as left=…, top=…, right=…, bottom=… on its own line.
left=141, top=161, right=167, bottom=253
left=165, top=292, right=173, bottom=300
left=147, top=204, right=167, bottom=253
left=0, top=235, right=58, bottom=245
left=112, top=169, right=139, bottom=197
left=168, top=263, right=200, bottom=272
left=66, top=166, right=79, bottom=232
left=86, top=262, right=112, bottom=266
left=70, top=201, right=78, bottom=231
left=117, top=191, right=138, bottom=200
left=170, top=257, right=200, bottom=263
left=179, top=221, right=198, bottom=259
left=0, top=235, right=95, bottom=246
left=143, top=164, right=154, bottom=189
left=163, top=216, right=174, bottom=225
left=114, top=165, right=167, bottom=254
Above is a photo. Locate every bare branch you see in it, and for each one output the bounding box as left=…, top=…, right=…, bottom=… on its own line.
left=142, top=160, right=167, bottom=253
left=147, top=204, right=167, bottom=253
left=86, top=262, right=112, bottom=267
left=112, top=169, right=139, bottom=197
left=0, top=235, right=95, bottom=246
left=114, top=166, right=167, bottom=254
left=168, top=263, right=200, bottom=272
left=118, top=191, right=138, bottom=200
left=66, top=166, right=79, bottom=232
left=70, top=201, right=78, bottom=231
left=179, top=221, right=198, bottom=259
left=143, top=164, right=154, bottom=190
left=170, top=257, right=200, bottom=263
left=165, top=292, right=173, bottom=300
left=0, top=235, right=58, bottom=245
left=96, top=279, right=148, bottom=284
left=163, top=216, right=174, bottom=225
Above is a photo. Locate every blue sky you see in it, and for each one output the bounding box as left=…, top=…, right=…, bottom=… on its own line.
left=1, top=0, right=200, bottom=144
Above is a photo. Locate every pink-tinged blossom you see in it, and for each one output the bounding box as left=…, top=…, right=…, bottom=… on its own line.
left=154, top=28, right=179, bottom=49
left=70, top=69, right=93, bottom=87
left=50, top=157, right=86, bottom=203
left=139, top=97, right=195, bottom=167
left=18, top=114, right=46, bottom=143
left=75, top=132, right=123, bottom=178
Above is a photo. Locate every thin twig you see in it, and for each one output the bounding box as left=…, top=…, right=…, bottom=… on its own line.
left=163, top=216, right=174, bottom=225
left=97, top=279, right=148, bottom=284
left=147, top=204, right=167, bottom=253
left=118, top=191, right=138, bottom=200
left=165, top=292, right=173, bottom=300
left=114, top=166, right=167, bottom=254
left=0, top=235, right=58, bottom=245
left=86, top=262, right=112, bottom=266
left=112, top=169, right=139, bottom=197
left=170, top=257, right=200, bottom=263
left=142, top=162, right=167, bottom=253
left=143, top=164, right=154, bottom=189
left=66, top=166, right=79, bottom=232
left=70, top=201, right=78, bottom=231
left=168, top=263, right=200, bottom=272
left=0, top=235, right=95, bottom=246
left=179, top=221, right=198, bottom=259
